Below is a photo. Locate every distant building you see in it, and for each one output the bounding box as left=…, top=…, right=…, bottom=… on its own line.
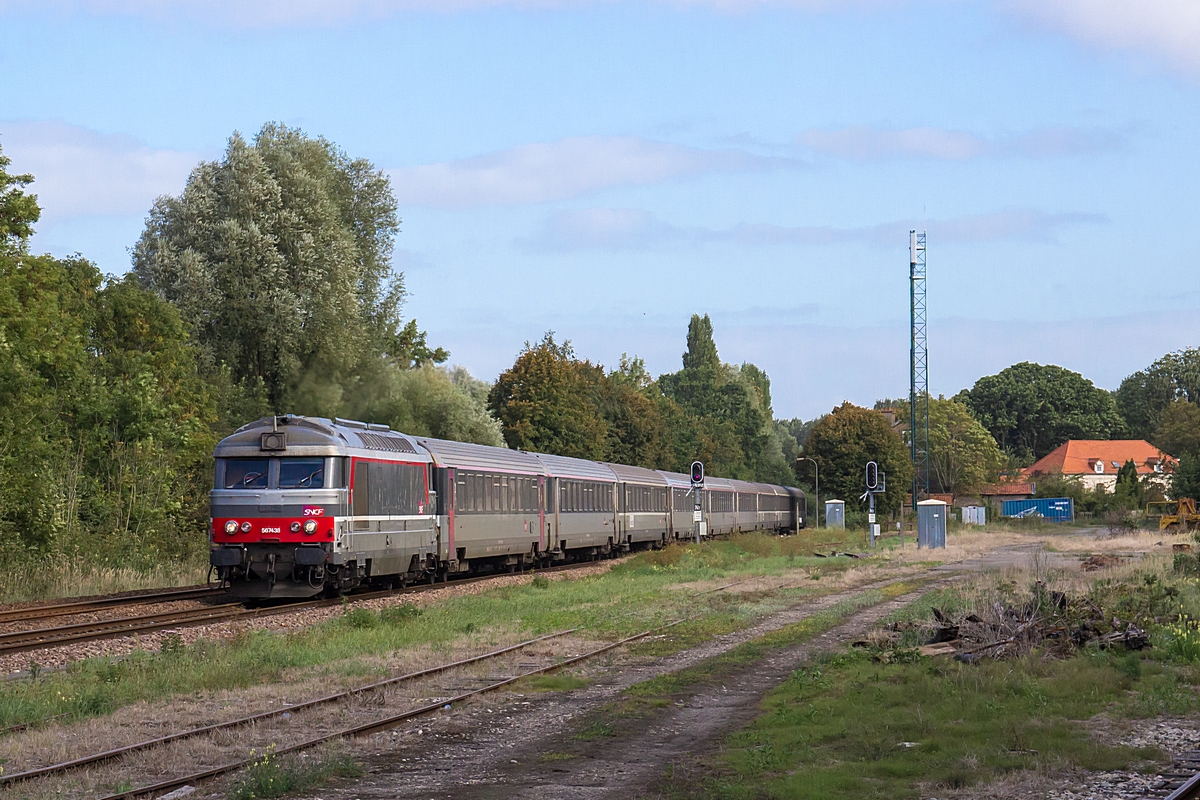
left=979, top=482, right=1036, bottom=505
left=1024, top=440, right=1175, bottom=492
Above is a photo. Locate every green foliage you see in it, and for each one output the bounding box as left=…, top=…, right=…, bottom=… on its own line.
left=1113, top=459, right=1145, bottom=510
left=1116, top=348, right=1200, bottom=441
left=489, top=333, right=609, bottom=459
left=804, top=403, right=913, bottom=515
left=1172, top=452, right=1200, bottom=501
left=888, top=396, right=1004, bottom=494
left=957, top=361, right=1127, bottom=459
left=488, top=319, right=794, bottom=483
left=1155, top=400, right=1200, bottom=458
left=0, top=145, right=39, bottom=253
left=0, top=248, right=219, bottom=563
left=131, top=122, right=451, bottom=418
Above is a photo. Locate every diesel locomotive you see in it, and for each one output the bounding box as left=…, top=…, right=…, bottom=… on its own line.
left=209, top=415, right=807, bottom=599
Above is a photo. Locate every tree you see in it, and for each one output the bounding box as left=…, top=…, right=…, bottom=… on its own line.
left=658, top=314, right=793, bottom=483
left=890, top=396, right=1004, bottom=495
left=132, top=123, right=442, bottom=412
left=488, top=334, right=608, bottom=459
left=956, top=362, right=1126, bottom=460
left=1153, top=400, right=1200, bottom=458
left=1112, top=459, right=1144, bottom=511
left=0, top=144, right=39, bottom=253
left=804, top=403, right=913, bottom=516
left=1116, top=349, right=1200, bottom=440
left=1171, top=453, right=1200, bottom=502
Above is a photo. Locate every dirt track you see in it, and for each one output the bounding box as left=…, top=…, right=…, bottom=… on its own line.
left=311, top=575, right=955, bottom=800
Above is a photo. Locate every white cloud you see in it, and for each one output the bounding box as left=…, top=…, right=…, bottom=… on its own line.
left=798, top=125, right=1124, bottom=162
left=0, top=121, right=201, bottom=220
left=1003, top=0, right=1200, bottom=74
left=522, top=207, right=1104, bottom=252
left=389, top=136, right=792, bottom=209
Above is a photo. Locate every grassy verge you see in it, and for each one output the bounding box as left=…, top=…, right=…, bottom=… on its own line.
left=687, top=648, right=1165, bottom=800
left=1, top=554, right=209, bottom=604
left=671, top=552, right=1200, bottom=799
left=0, top=533, right=877, bottom=731
left=558, top=578, right=929, bottom=741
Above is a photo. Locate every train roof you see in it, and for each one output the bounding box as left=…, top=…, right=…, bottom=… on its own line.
left=414, top=437, right=544, bottom=475
left=213, top=416, right=429, bottom=462
left=604, top=463, right=669, bottom=486
left=534, top=453, right=618, bottom=482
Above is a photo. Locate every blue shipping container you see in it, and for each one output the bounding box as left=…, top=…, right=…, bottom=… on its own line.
left=1001, top=497, right=1074, bottom=522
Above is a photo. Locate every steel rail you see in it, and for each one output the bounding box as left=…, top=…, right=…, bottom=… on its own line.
left=1167, top=766, right=1200, bottom=800
left=95, top=618, right=686, bottom=800
left=0, top=587, right=223, bottom=625
left=0, top=560, right=606, bottom=657
left=0, top=628, right=579, bottom=787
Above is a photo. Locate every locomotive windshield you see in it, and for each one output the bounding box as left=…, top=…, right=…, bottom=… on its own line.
left=279, top=458, right=325, bottom=489
left=224, top=459, right=268, bottom=489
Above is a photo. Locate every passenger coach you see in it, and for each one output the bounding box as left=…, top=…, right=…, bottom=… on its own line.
left=209, top=416, right=806, bottom=599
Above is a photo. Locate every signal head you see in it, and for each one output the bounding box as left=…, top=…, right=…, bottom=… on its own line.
left=865, top=461, right=879, bottom=491
left=690, top=460, right=705, bottom=485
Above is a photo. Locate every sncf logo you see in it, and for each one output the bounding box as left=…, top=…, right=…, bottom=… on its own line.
left=303, top=506, right=326, bottom=517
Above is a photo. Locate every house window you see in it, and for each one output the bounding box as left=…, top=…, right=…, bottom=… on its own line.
left=1111, top=462, right=1120, bottom=470
left=1094, top=461, right=1104, bottom=474
left=1155, top=462, right=1163, bottom=473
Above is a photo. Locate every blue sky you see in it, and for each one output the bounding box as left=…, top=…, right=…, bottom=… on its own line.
left=3, top=0, right=1198, bottom=419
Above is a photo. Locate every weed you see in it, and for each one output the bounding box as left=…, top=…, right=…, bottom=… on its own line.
left=226, top=745, right=362, bottom=800
left=1164, top=611, right=1200, bottom=662
left=379, top=603, right=421, bottom=625
left=531, top=575, right=551, bottom=589
left=159, top=633, right=185, bottom=656
left=340, top=607, right=379, bottom=630
left=575, top=719, right=615, bottom=740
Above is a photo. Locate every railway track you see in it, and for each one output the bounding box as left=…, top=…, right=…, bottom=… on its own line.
left=0, top=560, right=609, bottom=658
left=0, top=586, right=223, bottom=625
left=0, top=628, right=580, bottom=788
left=1145, top=752, right=1200, bottom=800
left=95, top=620, right=683, bottom=800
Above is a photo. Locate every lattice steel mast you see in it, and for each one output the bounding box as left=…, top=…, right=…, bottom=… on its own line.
left=909, top=230, right=929, bottom=512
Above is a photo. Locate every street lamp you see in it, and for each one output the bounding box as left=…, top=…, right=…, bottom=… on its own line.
left=798, top=457, right=819, bottom=529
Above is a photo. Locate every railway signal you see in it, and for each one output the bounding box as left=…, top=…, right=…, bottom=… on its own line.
left=690, top=460, right=705, bottom=544
left=860, top=461, right=886, bottom=548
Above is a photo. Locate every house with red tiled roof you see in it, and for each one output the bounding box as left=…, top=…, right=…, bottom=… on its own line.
left=1024, top=440, right=1176, bottom=492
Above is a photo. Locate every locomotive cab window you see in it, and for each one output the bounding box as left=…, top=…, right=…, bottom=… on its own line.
left=279, top=458, right=325, bottom=489
left=223, top=459, right=269, bottom=489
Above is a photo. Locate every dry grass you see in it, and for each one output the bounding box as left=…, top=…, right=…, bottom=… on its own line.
left=0, top=555, right=208, bottom=604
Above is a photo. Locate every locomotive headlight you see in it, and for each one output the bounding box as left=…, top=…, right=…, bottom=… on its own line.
left=303, top=520, right=318, bottom=535
left=240, top=521, right=252, bottom=533
left=224, top=520, right=238, bottom=534
left=290, top=521, right=301, bottom=533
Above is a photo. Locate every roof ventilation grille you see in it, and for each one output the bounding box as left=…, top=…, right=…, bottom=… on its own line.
left=358, top=432, right=418, bottom=454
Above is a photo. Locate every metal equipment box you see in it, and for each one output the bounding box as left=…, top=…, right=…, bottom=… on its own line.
left=825, top=500, right=845, bottom=529
left=917, top=499, right=947, bottom=548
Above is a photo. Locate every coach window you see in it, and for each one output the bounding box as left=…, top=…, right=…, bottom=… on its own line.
left=279, top=458, right=325, bottom=489
left=224, top=459, right=269, bottom=489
